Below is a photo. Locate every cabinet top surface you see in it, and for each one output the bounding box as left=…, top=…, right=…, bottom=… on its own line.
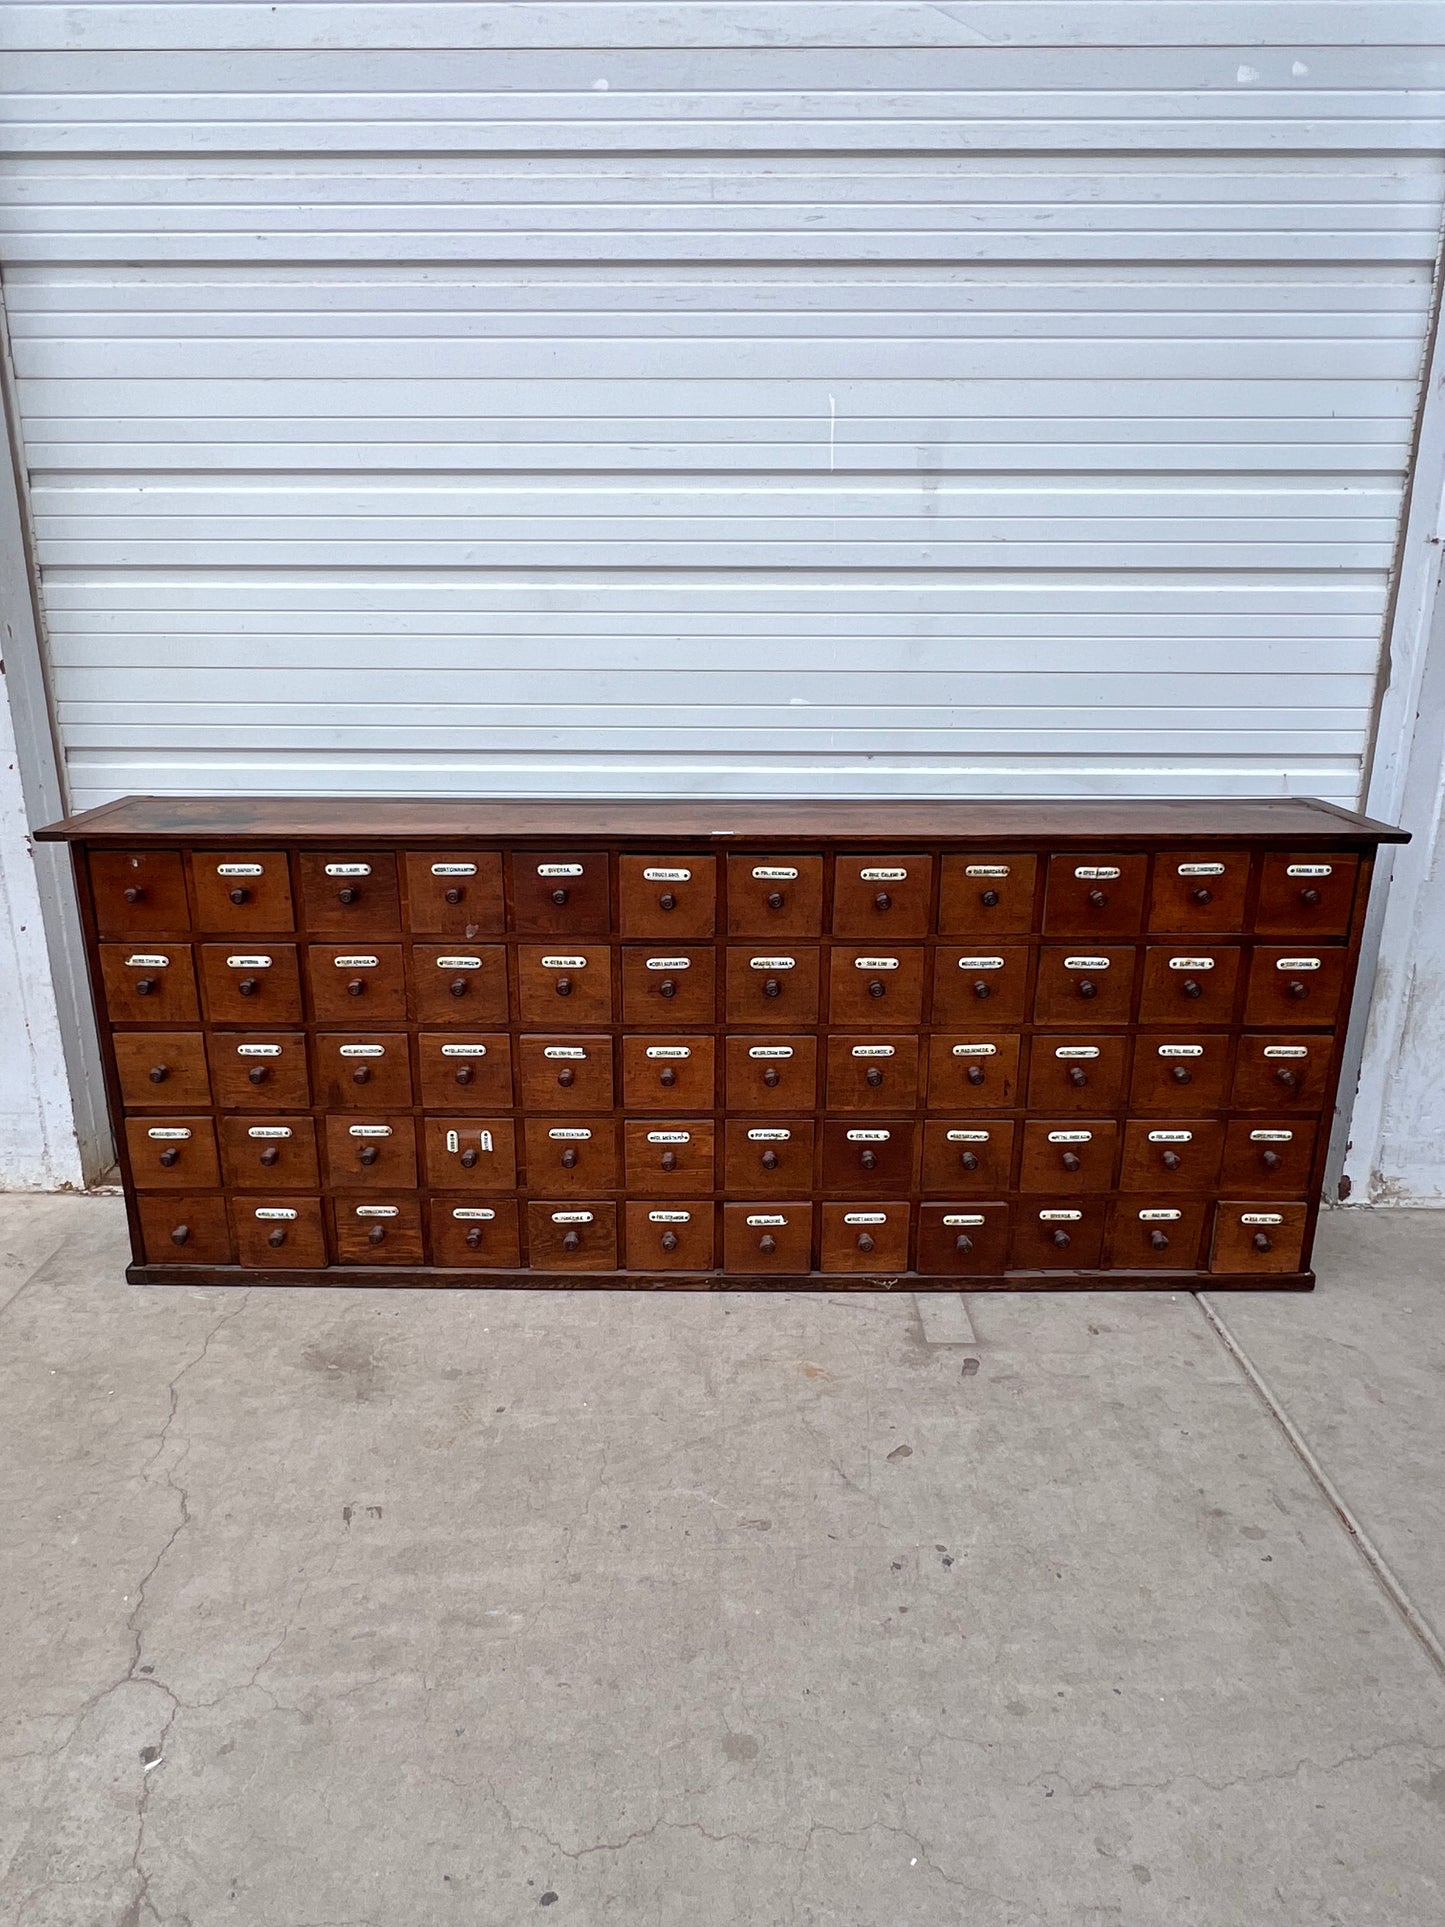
left=37, top=794, right=1407, bottom=846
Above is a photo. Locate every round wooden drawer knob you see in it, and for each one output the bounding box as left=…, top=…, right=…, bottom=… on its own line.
left=460, top=1148, right=479, bottom=1168
left=1068, top=1066, right=1088, bottom=1087
left=556, top=1067, right=575, bottom=1087
left=149, top=1064, right=169, bottom=1084
left=1299, top=887, right=1321, bottom=906
left=260, top=1147, right=280, bottom=1167
left=1181, top=979, right=1203, bottom=999
left=444, top=886, right=464, bottom=904
left=873, top=891, right=891, bottom=911
left=762, top=1067, right=780, bottom=1087
left=1287, top=979, right=1309, bottom=999
left=551, top=887, right=570, bottom=906
left=766, top=891, right=784, bottom=910
left=1275, top=1067, right=1297, bottom=1088
left=346, top=978, right=366, bottom=997
left=229, top=886, right=250, bottom=905
left=1253, top=1231, right=1273, bottom=1253
left=866, top=979, right=886, bottom=1000
left=159, top=1147, right=180, bottom=1167
left=1171, top=1066, right=1192, bottom=1085
left=455, top=1064, right=474, bottom=1085
left=955, top=1232, right=974, bottom=1255
left=170, top=1225, right=189, bottom=1246
left=865, top=1066, right=884, bottom=1087
left=1191, top=886, right=1213, bottom=905
left=763, top=976, right=782, bottom=999
left=449, top=978, right=469, bottom=999
left=660, top=1230, right=679, bottom=1252
left=980, top=889, right=999, bottom=907
left=358, top=1145, right=380, bottom=1166
left=353, top=1065, right=371, bottom=1084
left=1086, top=888, right=1107, bottom=909
left=659, top=892, right=677, bottom=911
left=554, top=976, right=573, bottom=997
left=337, top=886, right=360, bottom=905
left=966, top=1065, right=985, bottom=1086
left=658, top=979, right=678, bottom=999
left=959, top=1150, right=978, bottom=1171
left=248, top=1065, right=269, bottom=1085
left=972, top=979, right=991, bottom=999
left=1061, top=1151, right=1081, bottom=1172
left=761, top=1149, right=779, bottom=1170
left=134, top=978, right=158, bottom=996
left=269, top=1227, right=287, bottom=1248
left=1262, top=1148, right=1281, bottom=1170
left=367, top=1223, right=386, bottom=1245
left=1149, top=1229, right=1170, bottom=1252
left=466, top=1226, right=483, bottom=1249
left=856, top=1231, right=875, bottom=1253
left=1076, top=978, right=1097, bottom=1000
left=859, top=1149, right=877, bottom=1171
left=659, top=1067, right=677, bottom=1086
left=660, top=1151, right=677, bottom=1172
left=123, top=885, right=145, bottom=904
left=758, top=1233, right=776, bottom=1254
left=562, top=1230, right=581, bottom=1251
left=1161, top=1150, right=1181, bottom=1171
left=560, top=1148, right=578, bottom=1169
left=1051, top=1228, right=1071, bottom=1249
left=237, top=977, right=260, bottom=997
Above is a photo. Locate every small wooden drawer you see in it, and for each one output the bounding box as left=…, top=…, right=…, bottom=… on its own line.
left=1010, top=1202, right=1107, bottom=1271
left=1137, top=946, right=1241, bottom=1025
left=916, top=1202, right=1010, bottom=1276
left=1254, top=853, right=1358, bottom=936
left=925, top=1034, right=1020, bottom=1110
left=402, top=851, right=505, bottom=936
left=920, top=1119, right=1014, bottom=1194
left=430, top=1199, right=522, bottom=1267
left=723, top=1119, right=815, bottom=1195
left=515, top=944, right=614, bottom=1025
left=297, top=852, right=401, bottom=934
left=937, top=853, right=1038, bottom=935
left=219, top=1116, right=320, bottom=1191
left=90, top=850, right=190, bottom=936
left=831, top=855, right=933, bottom=938
left=725, top=855, right=824, bottom=936
left=421, top=1116, right=518, bottom=1190
left=514, top=1033, right=612, bottom=1111
left=100, top=943, right=199, bottom=1025
left=1042, top=853, right=1147, bottom=936
left=827, top=947, right=925, bottom=1026
left=207, top=1031, right=310, bottom=1109
left=124, top=1116, right=220, bottom=1190
left=820, top=1119, right=914, bottom=1193
left=819, top=1202, right=910, bottom=1273
left=625, top=1200, right=715, bottom=1271
left=623, top=1118, right=715, bottom=1190
left=410, top=944, right=509, bottom=1025
left=619, top=854, right=717, bottom=938
left=620, top=1034, right=716, bottom=1110
left=322, top=1115, right=418, bottom=1191
left=314, top=1031, right=414, bottom=1109
left=725, top=1035, right=818, bottom=1111
left=1230, top=1034, right=1329, bottom=1110
left=526, top=1201, right=618, bottom=1271
left=1018, top=1120, right=1118, bottom=1194
left=1129, top=1034, right=1233, bottom=1112
left=199, top=942, right=304, bottom=1025
left=1209, top=1201, right=1309, bottom=1275
left=1118, top=1119, right=1223, bottom=1193
left=1148, top=850, right=1250, bottom=934
left=1026, top=1036, right=1128, bottom=1113
left=722, top=1202, right=813, bottom=1274
left=418, top=1032, right=514, bottom=1109
left=824, top=1033, right=920, bottom=1111
left=189, top=851, right=294, bottom=933
left=306, top=945, right=407, bottom=1023
left=1033, top=946, right=1136, bottom=1026
left=1108, top=1199, right=1208, bottom=1272
left=137, top=1194, right=233, bottom=1266
left=724, top=946, right=821, bottom=1025
left=1243, top=947, right=1347, bottom=1027
left=114, top=1030, right=211, bottom=1108
left=620, top=944, right=716, bottom=1025
left=509, top=852, right=611, bottom=934
left=333, top=1196, right=425, bottom=1265
left=523, top=1118, right=619, bottom=1192
left=929, top=944, right=1031, bottom=1026
left=234, top=1198, right=328, bottom=1268
left=1219, top=1119, right=1317, bottom=1196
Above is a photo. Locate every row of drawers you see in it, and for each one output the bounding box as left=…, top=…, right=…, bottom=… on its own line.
left=135, top=1192, right=1310, bottom=1278
left=93, top=846, right=1360, bottom=942
left=125, top=1111, right=1318, bottom=1198
left=96, top=939, right=1350, bottom=1030
left=116, top=1027, right=1339, bottom=1115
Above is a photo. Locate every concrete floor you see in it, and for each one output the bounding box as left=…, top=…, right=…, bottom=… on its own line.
left=0, top=1198, right=1442, bottom=1927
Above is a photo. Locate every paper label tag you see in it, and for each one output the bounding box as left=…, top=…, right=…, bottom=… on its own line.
left=431, top=862, right=477, bottom=876
left=333, top=954, right=377, bottom=968
left=356, top=1204, right=398, bottom=1218
left=1074, top=865, right=1121, bottom=881
left=1286, top=864, right=1332, bottom=877
left=943, top=1213, right=987, bottom=1227
left=1242, top=1212, right=1284, bottom=1225
left=255, top=1207, right=296, bottom=1220
left=543, top=1046, right=585, bottom=1059
left=648, top=1210, right=691, bottom=1223
left=324, top=863, right=370, bottom=877
left=844, top=1212, right=887, bottom=1225
left=1169, top=956, right=1214, bottom=971
left=646, top=957, right=690, bottom=971
left=1148, top=1130, right=1192, bottom=1143
left=1048, top=1130, right=1092, bottom=1143
left=859, top=867, right=907, bottom=881
left=1039, top=1209, right=1082, bottom=1222
left=1251, top=1129, right=1294, bottom=1142
left=216, top=862, right=264, bottom=877
left=437, top=955, right=483, bottom=969
left=146, top=1127, right=191, bottom=1140
left=851, top=1044, right=895, bottom=1057
left=645, top=1046, right=691, bottom=1060
left=854, top=956, right=899, bottom=970
left=965, top=865, right=1009, bottom=877
left=746, top=1213, right=787, bottom=1226
left=551, top=1210, right=593, bottom=1224
left=1264, top=1045, right=1309, bottom=1058
left=340, top=1043, right=383, bottom=1057
left=1064, top=955, right=1110, bottom=971
left=750, top=956, right=796, bottom=970
left=452, top=1207, right=495, bottom=1220
left=125, top=953, right=169, bottom=968
left=846, top=1129, right=890, bottom=1142
left=1178, top=862, right=1226, bottom=876
left=248, top=1126, right=292, bottom=1139
left=747, top=1128, right=791, bottom=1141
left=349, top=1124, right=391, bottom=1138
left=1139, top=1209, right=1182, bottom=1222
left=548, top=1128, right=592, bottom=1141
left=647, top=1131, right=691, bottom=1144
left=1276, top=956, right=1322, bottom=971
left=1055, top=1046, right=1099, bottom=1059
left=752, top=866, right=798, bottom=880
left=538, top=863, right=584, bottom=878
left=442, top=1043, right=488, bottom=1057
left=946, top=1129, right=990, bottom=1143
left=1158, top=1044, right=1203, bottom=1057
left=643, top=866, right=691, bottom=882
left=957, top=956, right=1004, bottom=970
left=445, top=1128, right=494, bottom=1154
left=237, top=1043, right=280, bottom=1057
left=541, top=955, right=586, bottom=969
left=952, top=1043, right=996, bottom=1057
left=748, top=1046, right=792, bottom=1059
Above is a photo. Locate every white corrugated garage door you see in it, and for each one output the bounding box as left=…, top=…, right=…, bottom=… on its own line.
left=0, top=3, right=1441, bottom=807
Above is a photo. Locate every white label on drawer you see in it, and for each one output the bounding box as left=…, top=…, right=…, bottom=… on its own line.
left=447, top=1127, right=493, bottom=1153
left=1048, top=1130, right=1092, bottom=1143
left=944, top=1213, right=986, bottom=1227
left=551, top=1210, right=593, bottom=1224
left=647, top=1131, right=690, bottom=1144
left=851, top=1044, right=895, bottom=1057
left=1286, top=864, right=1333, bottom=877
left=248, top=1126, right=292, bottom=1139
left=538, top=863, right=583, bottom=877
left=845, top=1212, right=887, bottom=1225
left=747, top=1127, right=791, bottom=1141
left=147, top=1127, right=191, bottom=1140
left=227, top=954, right=272, bottom=969
left=1148, top=1130, right=1192, bottom=1143
left=1251, top=1129, right=1294, bottom=1142
left=957, top=956, right=1004, bottom=970
left=1074, top=866, right=1120, bottom=880
left=646, top=1046, right=690, bottom=1059
left=860, top=867, right=907, bottom=881
left=1277, top=956, right=1322, bottom=970
left=452, top=1207, right=495, bottom=1220
left=541, top=955, right=586, bottom=969
left=1158, top=1045, right=1203, bottom=1057
left=847, top=1129, right=890, bottom=1142
left=1264, top=1045, right=1309, bottom=1058
left=437, top=955, right=483, bottom=969
left=1242, top=1213, right=1284, bottom=1225
left=431, top=862, right=476, bottom=876
left=749, top=1046, right=792, bottom=1059
left=237, top=1043, right=280, bottom=1057
left=746, top=1213, right=787, bottom=1226
left=543, top=1046, right=585, bottom=1060
left=1064, top=956, right=1110, bottom=971
left=255, top=1207, right=297, bottom=1220
left=324, top=863, right=371, bottom=877
left=648, top=1210, right=691, bottom=1223
left=125, top=954, right=169, bottom=968
left=217, top=862, right=264, bottom=877
left=1039, top=1209, right=1082, bottom=1222
left=333, top=954, right=377, bottom=968
left=854, top=956, right=899, bottom=970
left=1139, top=1208, right=1182, bottom=1222
left=643, top=867, right=691, bottom=882
left=340, top=1043, right=384, bottom=1057
left=1055, top=1046, right=1100, bottom=1059
left=646, top=956, right=690, bottom=971
left=1178, top=862, right=1226, bottom=876
left=549, top=1128, right=592, bottom=1141
left=1169, top=957, right=1214, bottom=971
left=356, top=1204, right=398, bottom=1218
left=752, top=866, right=798, bottom=880
left=946, top=1129, right=990, bottom=1143
left=442, top=1043, right=488, bottom=1057
left=952, top=1043, right=997, bottom=1057
left=750, top=956, right=796, bottom=970
left=349, top=1124, right=391, bottom=1138
left=966, top=865, right=1010, bottom=877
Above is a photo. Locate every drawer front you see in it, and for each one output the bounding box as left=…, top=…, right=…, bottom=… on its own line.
left=114, top=1030, right=211, bottom=1108
left=207, top=1031, right=311, bottom=1109
left=421, top=1117, right=518, bottom=1191
left=916, top=1202, right=1010, bottom=1276
left=1209, top=1201, right=1308, bottom=1275
left=624, top=1201, right=715, bottom=1271
left=1254, top=853, right=1358, bottom=936
left=306, top=945, right=407, bottom=1024
left=623, top=1119, right=715, bottom=1190
left=925, top=1034, right=1020, bottom=1110
left=513, top=1034, right=613, bottom=1111
left=1026, top=1036, right=1128, bottom=1114
left=526, top=1201, right=618, bottom=1271
left=824, top=1034, right=920, bottom=1112
left=1018, top=1120, right=1118, bottom=1195
left=430, top=1198, right=522, bottom=1267
left=1010, top=1202, right=1107, bottom=1271
left=402, top=851, right=505, bottom=936
left=1042, top=853, right=1147, bottom=936
left=820, top=1119, right=914, bottom=1194
left=725, top=1035, right=817, bottom=1111
left=1136, top=946, right=1241, bottom=1026
left=722, top=1202, right=813, bottom=1273
left=137, top=1194, right=233, bottom=1266
left=124, top=1116, right=220, bottom=1191
left=515, top=944, right=614, bottom=1025
left=410, top=944, right=509, bottom=1025
left=100, top=943, right=199, bottom=1024
left=620, top=945, right=716, bottom=1026
left=418, top=1032, right=514, bottom=1109
left=1108, top=1199, right=1208, bottom=1271
left=297, top=852, right=401, bottom=934
left=1118, top=1119, right=1224, bottom=1193
left=819, top=1202, right=910, bottom=1272
left=929, top=945, right=1031, bottom=1026
left=621, top=1035, right=716, bottom=1110
left=724, top=947, right=821, bottom=1025
left=322, top=1115, right=418, bottom=1191
left=1243, top=947, right=1347, bottom=1027
left=1148, top=850, right=1250, bottom=934
left=509, top=852, right=611, bottom=934
left=937, top=853, right=1037, bottom=935
left=522, top=1118, right=619, bottom=1192
left=234, top=1197, right=328, bottom=1268
left=314, top=1031, right=414, bottom=1109
left=920, top=1120, right=1014, bottom=1194
left=1033, top=946, right=1136, bottom=1025
left=219, top=1117, right=321, bottom=1192
left=333, top=1196, right=425, bottom=1265
left=199, top=942, right=303, bottom=1025
left=831, top=855, right=933, bottom=938
left=618, top=855, right=717, bottom=938
left=1129, top=1034, right=1233, bottom=1112
left=723, top=1119, right=816, bottom=1195
left=1219, top=1119, right=1317, bottom=1196
left=91, top=850, right=190, bottom=936
left=190, top=851, right=294, bottom=933
left=725, top=855, right=824, bottom=936
left=1230, top=1034, right=1329, bottom=1111
left=827, top=947, right=925, bottom=1026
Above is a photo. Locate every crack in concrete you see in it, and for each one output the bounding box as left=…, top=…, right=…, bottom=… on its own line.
left=1026, top=1734, right=1443, bottom=1803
